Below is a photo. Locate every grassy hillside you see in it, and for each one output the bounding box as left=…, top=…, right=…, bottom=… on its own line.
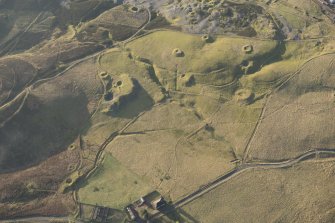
left=180, top=158, right=335, bottom=223
left=0, top=0, right=334, bottom=221
left=79, top=154, right=153, bottom=209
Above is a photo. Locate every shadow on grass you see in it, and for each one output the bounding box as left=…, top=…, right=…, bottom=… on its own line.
left=109, top=84, right=154, bottom=119
left=0, top=92, right=91, bottom=173
left=151, top=203, right=200, bottom=223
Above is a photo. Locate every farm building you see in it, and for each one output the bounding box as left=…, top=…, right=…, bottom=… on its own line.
left=139, top=191, right=167, bottom=210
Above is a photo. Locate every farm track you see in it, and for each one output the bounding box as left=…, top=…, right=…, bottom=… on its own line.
left=0, top=7, right=152, bottom=222
left=241, top=93, right=270, bottom=163
left=85, top=6, right=151, bottom=172
left=2, top=2, right=335, bottom=221
left=312, top=0, right=335, bottom=23
left=71, top=3, right=152, bottom=208
left=241, top=51, right=335, bottom=163
left=0, top=0, right=56, bottom=56
left=150, top=148, right=335, bottom=220
left=0, top=6, right=151, bottom=128
left=69, top=35, right=335, bottom=220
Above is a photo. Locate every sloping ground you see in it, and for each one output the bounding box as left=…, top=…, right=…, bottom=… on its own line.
left=0, top=0, right=156, bottom=219
left=125, top=0, right=278, bottom=38
left=266, top=0, right=335, bottom=39
left=0, top=89, right=90, bottom=172
left=0, top=57, right=104, bottom=219
left=0, top=0, right=334, bottom=221
left=125, top=0, right=335, bottom=39
left=98, top=49, right=165, bottom=104
left=126, top=30, right=278, bottom=74
left=0, top=36, right=101, bottom=108
left=78, top=31, right=280, bottom=208
left=247, top=54, right=335, bottom=161
left=210, top=98, right=266, bottom=158
left=0, top=147, right=79, bottom=218
left=78, top=29, right=335, bottom=216
left=0, top=57, right=102, bottom=173
left=0, top=0, right=121, bottom=54
left=0, top=58, right=37, bottom=105
left=77, top=5, right=149, bottom=42
left=78, top=154, right=154, bottom=210
left=180, top=158, right=335, bottom=223
left=103, top=102, right=236, bottom=201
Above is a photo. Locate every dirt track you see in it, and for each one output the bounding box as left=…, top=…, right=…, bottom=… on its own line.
left=150, top=148, right=335, bottom=219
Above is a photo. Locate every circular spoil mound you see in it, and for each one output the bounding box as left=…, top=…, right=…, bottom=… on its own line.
left=202, top=34, right=214, bottom=43
left=130, top=6, right=139, bottom=12
left=68, top=144, right=76, bottom=150
left=172, top=48, right=185, bottom=57
left=234, top=89, right=255, bottom=105
left=67, top=164, right=76, bottom=172
left=26, top=182, right=36, bottom=194
left=99, top=71, right=109, bottom=80
left=242, top=45, right=253, bottom=54
left=66, top=178, right=73, bottom=184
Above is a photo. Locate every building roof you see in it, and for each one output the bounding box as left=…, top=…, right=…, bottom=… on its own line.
left=143, top=191, right=161, bottom=202
left=151, top=197, right=166, bottom=210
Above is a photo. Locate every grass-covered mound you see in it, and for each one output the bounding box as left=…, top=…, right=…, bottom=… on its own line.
left=127, top=30, right=278, bottom=74
left=126, top=30, right=278, bottom=92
